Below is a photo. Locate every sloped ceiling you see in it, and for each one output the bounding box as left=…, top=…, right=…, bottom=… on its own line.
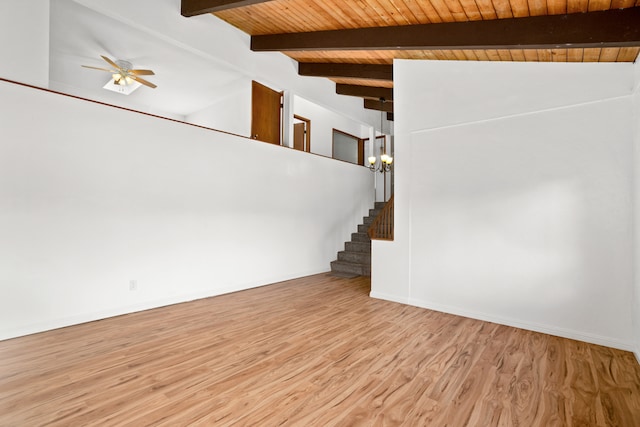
left=181, top=0, right=640, bottom=115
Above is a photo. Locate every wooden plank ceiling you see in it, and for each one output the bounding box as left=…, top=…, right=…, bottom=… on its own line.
left=182, top=0, right=640, bottom=114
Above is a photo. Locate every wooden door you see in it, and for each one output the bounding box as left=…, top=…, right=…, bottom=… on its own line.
left=251, top=81, right=282, bottom=145
left=293, top=123, right=305, bottom=151
left=293, top=115, right=311, bottom=152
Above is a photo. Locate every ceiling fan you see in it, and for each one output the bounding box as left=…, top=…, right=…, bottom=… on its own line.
left=82, top=55, right=157, bottom=89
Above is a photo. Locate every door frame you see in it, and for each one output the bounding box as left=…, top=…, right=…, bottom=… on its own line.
left=332, top=128, right=365, bottom=165
left=293, top=114, right=311, bottom=152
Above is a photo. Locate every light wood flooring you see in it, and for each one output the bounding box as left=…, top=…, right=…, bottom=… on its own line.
left=1, top=274, right=640, bottom=426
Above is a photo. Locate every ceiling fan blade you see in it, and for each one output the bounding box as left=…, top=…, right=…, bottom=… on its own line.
left=81, top=65, right=116, bottom=73
left=130, top=75, right=157, bottom=89
left=100, top=55, right=121, bottom=71
left=130, top=69, right=155, bottom=76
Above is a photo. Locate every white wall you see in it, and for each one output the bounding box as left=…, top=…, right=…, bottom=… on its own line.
left=373, top=60, right=636, bottom=350
left=185, top=77, right=252, bottom=136
left=293, top=95, right=370, bottom=158
left=633, top=60, right=640, bottom=360
left=0, top=0, right=49, bottom=87
left=188, top=85, right=376, bottom=157
left=0, top=80, right=374, bottom=340
left=291, top=95, right=393, bottom=202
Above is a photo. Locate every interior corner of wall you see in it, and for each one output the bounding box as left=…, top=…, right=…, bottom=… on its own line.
left=633, top=60, right=640, bottom=94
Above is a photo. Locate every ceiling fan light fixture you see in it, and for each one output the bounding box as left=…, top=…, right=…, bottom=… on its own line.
left=112, top=73, right=135, bottom=86
left=83, top=56, right=156, bottom=92
left=103, top=77, right=141, bottom=95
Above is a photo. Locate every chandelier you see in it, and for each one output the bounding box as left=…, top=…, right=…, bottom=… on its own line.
left=368, top=97, right=393, bottom=173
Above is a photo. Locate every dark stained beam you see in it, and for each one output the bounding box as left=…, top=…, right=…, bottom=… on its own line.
left=364, top=99, right=394, bottom=113
left=336, top=84, right=393, bottom=101
left=299, top=63, right=393, bottom=81
left=386, top=112, right=394, bottom=122
left=181, top=0, right=275, bottom=17
left=252, top=7, right=640, bottom=51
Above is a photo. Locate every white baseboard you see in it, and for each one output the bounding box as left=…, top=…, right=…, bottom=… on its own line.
left=369, top=291, right=410, bottom=305
left=0, top=269, right=330, bottom=342
left=367, top=291, right=635, bottom=352
left=407, top=297, right=635, bottom=352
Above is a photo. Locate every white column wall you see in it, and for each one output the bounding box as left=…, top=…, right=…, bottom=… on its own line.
left=0, top=0, right=49, bottom=87
left=0, top=81, right=374, bottom=340
left=373, top=60, right=635, bottom=350
left=633, top=60, right=640, bottom=360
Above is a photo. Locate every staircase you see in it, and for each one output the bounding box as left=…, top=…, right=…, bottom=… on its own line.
left=330, top=201, right=386, bottom=277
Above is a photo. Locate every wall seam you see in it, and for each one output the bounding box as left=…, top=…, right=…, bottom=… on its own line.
left=410, top=94, right=632, bottom=136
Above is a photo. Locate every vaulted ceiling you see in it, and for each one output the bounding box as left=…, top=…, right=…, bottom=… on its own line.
left=181, top=0, right=640, bottom=116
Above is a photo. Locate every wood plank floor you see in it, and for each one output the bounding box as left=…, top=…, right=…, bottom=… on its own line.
left=1, top=274, right=639, bottom=426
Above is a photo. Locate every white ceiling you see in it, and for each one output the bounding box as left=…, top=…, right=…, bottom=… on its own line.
left=49, top=0, right=246, bottom=118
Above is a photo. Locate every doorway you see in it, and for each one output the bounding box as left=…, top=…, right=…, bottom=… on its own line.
left=293, top=115, right=311, bottom=152
left=251, top=81, right=282, bottom=145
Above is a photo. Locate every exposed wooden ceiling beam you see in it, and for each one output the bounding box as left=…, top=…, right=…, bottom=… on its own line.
left=252, top=7, right=640, bottom=51
left=181, top=0, right=275, bottom=17
left=336, top=84, right=393, bottom=101
left=299, top=63, right=393, bottom=81
left=364, top=99, right=394, bottom=113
